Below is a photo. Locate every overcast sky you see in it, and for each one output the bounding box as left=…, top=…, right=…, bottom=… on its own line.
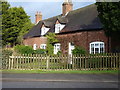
left=8, top=0, right=96, bottom=23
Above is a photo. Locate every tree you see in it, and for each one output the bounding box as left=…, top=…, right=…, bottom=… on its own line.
left=17, top=20, right=34, bottom=45
left=2, top=1, right=33, bottom=47
left=96, top=2, right=120, bottom=52
left=95, top=2, right=120, bottom=37
left=1, top=1, right=10, bottom=46
left=46, top=33, right=58, bottom=55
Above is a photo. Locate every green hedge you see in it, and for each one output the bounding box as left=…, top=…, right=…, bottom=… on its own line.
left=14, top=45, right=47, bottom=54
left=14, top=45, right=34, bottom=54
left=72, top=46, right=86, bottom=54
left=34, top=49, right=46, bottom=54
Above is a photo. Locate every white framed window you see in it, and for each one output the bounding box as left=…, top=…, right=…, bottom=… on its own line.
left=55, top=24, right=65, bottom=33
left=68, top=42, right=75, bottom=55
left=41, top=27, right=49, bottom=35
left=54, top=43, right=61, bottom=54
left=90, top=42, right=105, bottom=54
left=33, top=44, right=37, bottom=50
left=40, top=44, right=46, bottom=49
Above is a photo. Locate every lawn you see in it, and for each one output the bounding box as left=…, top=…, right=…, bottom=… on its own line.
left=1, top=69, right=118, bottom=74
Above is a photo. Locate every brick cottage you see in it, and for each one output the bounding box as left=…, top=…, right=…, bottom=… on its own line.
left=23, top=0, right=119, bottom=54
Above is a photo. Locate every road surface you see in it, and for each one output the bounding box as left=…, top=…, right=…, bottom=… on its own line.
left=1, top=73, right=118, bottom=88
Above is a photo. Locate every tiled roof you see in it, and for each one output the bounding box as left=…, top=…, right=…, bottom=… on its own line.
left=23, top=4, right=103, bottom=39
left=60, top=4, right=103, bottom=33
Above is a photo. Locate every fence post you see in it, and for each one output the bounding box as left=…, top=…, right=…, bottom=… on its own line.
left=8, top=56, right=11, bottom=69
left=118, top=53, right=120, bottom=70
left=117, top=53, right=118, bottom=70
left=46, top=55, right=49, bottom=69
left=72, top=55, right=74, bottom=70
left=11, top=56, right=14, bottom=69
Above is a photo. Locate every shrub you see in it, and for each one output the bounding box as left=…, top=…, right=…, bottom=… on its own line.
left=2, top=49, right=13, bottom=69
left=46, top=44, right=54, bottom=55
left=2, top=49, right=13, bottom=55
left=14, top=45, right=34, bottom=54
left=34, top=49, right=46, bottom=54
left=46, top=32, right=59, bottom=55
left=72, top=46, right=86, bottom=54
left=57, top=51, right=62, bottom=55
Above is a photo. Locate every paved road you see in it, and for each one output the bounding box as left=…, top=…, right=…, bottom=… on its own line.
left=1, top=73, right=118, bottom=88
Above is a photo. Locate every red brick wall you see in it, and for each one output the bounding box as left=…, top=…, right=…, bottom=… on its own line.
left=57, top=30, right=109, bottom=54
left=23, top=37, right=47, bottom=49
left=23, top=30, right=109, bottom=54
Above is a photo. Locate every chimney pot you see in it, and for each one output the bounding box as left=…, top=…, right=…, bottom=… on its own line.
left=62, top=0, right=73, bottom=16
left=35, top=11, right=42, bottom=24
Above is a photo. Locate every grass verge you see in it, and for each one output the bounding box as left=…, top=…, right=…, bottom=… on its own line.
left=1, top=69, right=118, bottom=74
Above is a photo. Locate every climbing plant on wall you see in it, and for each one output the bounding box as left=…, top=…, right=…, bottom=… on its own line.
left=46, top=33, right=58, bottom=55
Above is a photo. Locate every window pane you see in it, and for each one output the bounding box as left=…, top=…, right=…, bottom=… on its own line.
left=95, top=48, right=99, bottom=53
left=100, top=44, right=104, bottom=48
left=91, top=48, right=94, bottom=54
left=91, top=44, right=94, bottom=48
left=95, top=44, right=99, bottom=46
left=100, top=48, right=104, bottom=53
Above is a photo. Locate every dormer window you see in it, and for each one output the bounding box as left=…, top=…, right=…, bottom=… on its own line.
left=55, top=24, right=61, bottom=33
left=55, top=23, right=65, bottom=33
left=41, top=25, right=50, bottom=36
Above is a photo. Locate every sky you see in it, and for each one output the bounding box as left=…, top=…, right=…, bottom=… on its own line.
left=7, top=0, right=96, bottom=23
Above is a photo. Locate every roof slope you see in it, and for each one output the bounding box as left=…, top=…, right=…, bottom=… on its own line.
left=24, top=4, right=103, bottom=39
left=60, top=4, right=102, bottom=33
left=24, top=16, right=58, bottom=39
left=24, top=21, right=42, bottom=39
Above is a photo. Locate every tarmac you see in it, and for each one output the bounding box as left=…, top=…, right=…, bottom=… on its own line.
left=1, top=73, right=119, bottom=88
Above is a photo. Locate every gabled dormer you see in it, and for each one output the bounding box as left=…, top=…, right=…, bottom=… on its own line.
left=55, top=20, right=65, bottom=33
left=41, top=23, right=50, bottom=36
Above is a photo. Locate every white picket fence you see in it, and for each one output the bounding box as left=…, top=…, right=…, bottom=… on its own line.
left=2, top=53, right=120, bottom=70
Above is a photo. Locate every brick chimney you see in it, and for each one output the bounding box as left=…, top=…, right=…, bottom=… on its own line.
left=62, top=0, right=73, bottom=16
left=35, top=11, right=42, bottom=23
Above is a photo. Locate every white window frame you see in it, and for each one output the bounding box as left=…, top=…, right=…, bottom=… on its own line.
left=55, top=24, right=65, bottom=33
left=40, top=44, right=46, bottom=49
left=90, top=41, right=105, bottom=54
left=33, top=44, right=37, bottom=50
left=54, top=43, right=61, bottom=54
left=41, top=27, right=49, bottom=35
left=68, top=42, right=75, bottom=55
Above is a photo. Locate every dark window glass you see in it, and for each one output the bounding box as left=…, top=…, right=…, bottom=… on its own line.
left=95, top=44, right=99, bottom=46
left=95, top=48, right=99, bottom=53
left=91, top=48, right=94, bottom=54
left=100, top=48, right=104, bottom=53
